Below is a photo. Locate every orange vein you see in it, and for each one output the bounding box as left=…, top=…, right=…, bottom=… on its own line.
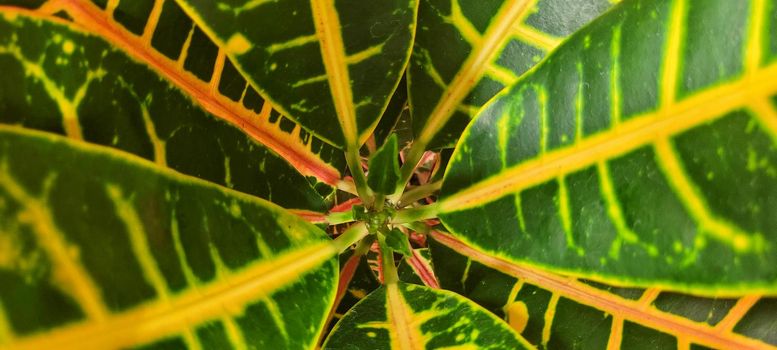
left=287, top=209, right=327, bottom=224
left=140, top=0, right=164, bottom=42
left=50, top=1, right=341, bottom=185
left=210, top=50, right=227, bottom=92
left=716, top=295, right=761, bottom=332
left=638, top=288, right=661, bottom=307
left=317, top=250, right=362, bottom=345
left=310, top=0, right=357, bottom=146
left=429, top=231, right=775, bottom=350
left=310, top=0, right=370, bottom=198
left=407, top=250, right=440, bottom=289
left=386, top=283, right=424, bottom=350
left=606, top=317, right=624, bottom=350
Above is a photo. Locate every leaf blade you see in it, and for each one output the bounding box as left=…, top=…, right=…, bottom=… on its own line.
left=173, top=0, right=418, bottom=149
left=323, top=282, right=533, bottom=349
left=0, top=6, right=340, bottom=208
left=407, top=0, right=620, bottom=150
left=368, top=134, right=401, bottom=194
left=0, top=125, right=341, bottom=350
left=385, top=228, right=412, bottom=257
left=439, top=0, right=777, bottom=292
left=429, top=230, right=777, bottom=350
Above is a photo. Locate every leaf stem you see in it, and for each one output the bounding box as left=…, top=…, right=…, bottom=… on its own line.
left=378, top=234, right=399, bottom=284
left=345, top=145, right=373, bottom=202
left=392, top=140, right=427, bottom=199
left=373, top=193, right=385, bottom=212
left=391, top=203, right=440, bottom=224
left=399, top=180, right=442, bottom=207
left=332, top=223, right=369, bottom=253
left=354, top=234, right=376, bottom=256
left=400, top=221, right=430, bottom=235
left=325, top=210, right=355, bottom=225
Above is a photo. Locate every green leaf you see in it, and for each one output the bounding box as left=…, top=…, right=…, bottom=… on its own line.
left=323, top=282, right=533, bottom=349
left=384, top=228, right=412, bottom=257
left=173, top=0, right=418, bottom=149
left=84, top=0, right=349, bottom=187
left=327, top=249, right=381, bottom=332
left=368, top=134, right=401, bottom=194
left=0, top=1, right=46, bottom=9
left=408, top=0, right=620, bottom=151
left=439, top=0, right=777, bottom=292
left=0, top=8, right=338, bottom=209
left=397, top=248, right=440, bottom=289
left=371, top=75, right=409, bottom=149
left=0, top=126, right=342, bottom=349
left=428, top=237, right=517, bottom=318
left=429, top=231, right=777, bottom=349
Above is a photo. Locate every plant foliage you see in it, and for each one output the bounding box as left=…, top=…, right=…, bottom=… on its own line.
left=0, top=0, right=775, bottom=349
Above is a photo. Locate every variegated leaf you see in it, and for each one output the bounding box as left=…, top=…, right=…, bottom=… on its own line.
left=171, top=0, right=418, bottom=151
left=430, top=231, right=777, bottom=350
left=397, top=248, right=439, bottom=288
left=0, top=5, right=343, bottom=209
left=408, top=0, right=619, bottom=153
left=0, top=126, right=354, bottom=349
left=323, top=282, right=533, bottom=349
left=440, top=0, right=777, bottom=292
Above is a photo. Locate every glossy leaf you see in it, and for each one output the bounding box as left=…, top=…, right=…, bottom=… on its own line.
left=60, top=0, right=347, bottom=187
left=326, top=249, right=381, bottom=335
left=384, top=228, right=412, bottom=257
left=323, top=282, right=532, bottom=349
left=397, top=248, right=439, bottom=289
left=371, top=76, right=409, bottom=149
left=408, top=0, right=619, bottom=150
left=0, top=126, right=342, bottom=349
left=368, top=135, right=401, bottom=195
left=440, top=0, right=777, bottom=292
left=0, top=7, right=340, bottom=209
left=430, top=231, right=777, bottom=349
left=428, top=237, right=517, bottom=318
left=174, top=0, right=418, bottom=149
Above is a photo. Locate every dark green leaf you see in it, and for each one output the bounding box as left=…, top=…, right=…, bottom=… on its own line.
left=398, top=248, right=429, bottom=285
left=371, top=75, right=409, bottom=149
left=174, top=0, right=418, bottom=148
left=0, top=126, right=339, bottom=349
left=408, top=0, right=619, bottom=150
left=0, top=9, right=330, bottom=210
left=384, top=228, right=412, bottom=257
left=323, top=282, right=533, bottom=349
left=430, top=230, right=777, bottom=349
left=367, top=134, right=401, bottom=194
left=440, top=0, right=777, bottom=292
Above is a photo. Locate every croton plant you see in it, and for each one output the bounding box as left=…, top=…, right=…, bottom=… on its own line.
left=0, top=0, right=775, bottom=349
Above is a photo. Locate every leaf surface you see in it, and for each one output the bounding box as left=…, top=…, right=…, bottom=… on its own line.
left=371, top=76, right=409, bottom=149
left=429, top=231, right=777, bottom=350
left=408, top=0, right=619, bottom=150
left=173, top=0, right=418, bottom=149
left=384, top=228, right=412, bottom=257
left=440, top=0, right=777, bottom=292
left=0, top=126, right=343, bottom=349
left=397, top=248, right=439, bottom=288
left=325, top=249, right=381, bottom=334
left=0, top=7, right=340, bottom=208
left=323, top=282, right=532, bottom=349
left=368, top=135, right=401, bottom=195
